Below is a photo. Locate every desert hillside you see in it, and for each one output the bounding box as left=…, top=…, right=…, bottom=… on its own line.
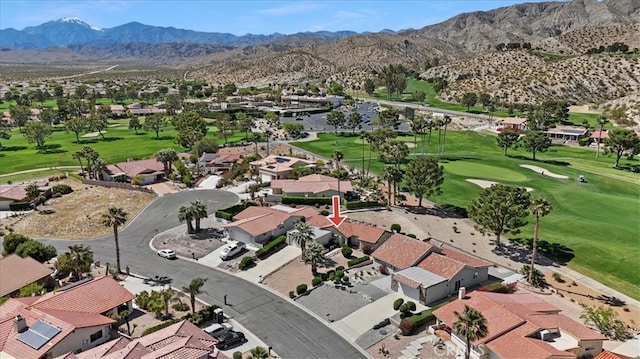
left=421, top=50, right=640, bottom=107
left=535, top=24, right=640, bottom=55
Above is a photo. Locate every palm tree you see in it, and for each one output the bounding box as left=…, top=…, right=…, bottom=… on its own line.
left=290, top=221, right=314, bottom=259
left=425, top=117, right=435, bottom=154
left=160, top=289, right=176, bottom=318
left=68, top=244, right=93, bottom=280
left=117, top=309, right=132, bottom=335
left=441, top=115, right=452, bottom=156
left=303, top=241, right=326, bottom=275
left=72, top=150, right=85, bottom=177
left=359, top=131, right=368, bottom=178
left=264, top=129, right=273, bottom=155
left=190, top=200, right=208, bottom=233
left=410, top=116, right=426, bottom=155
left=453, top=305, right=489, bottom=359
left=156, top=148, right=179, bottom=174
left=381, top=166, right=395, bottom=206
left=101, top=206, right=128, bottom=273
left=596, top=115, right=609, bottom=158
left=182, top=278, right=207, bottom=314
left=333, top=150, right=344, bottom=199
left=178, top=205, right=195, bottom=234
left=390, top=167, right=404, bottom=204
left=251, top=132, right=261, bottom=156
left=248, top=346, right=269, bottom=359
left=529, top=197, right=553, bottom=283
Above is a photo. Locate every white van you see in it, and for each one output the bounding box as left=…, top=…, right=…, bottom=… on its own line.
left=204, top=323, right=233, bottom=338
left=219, top=241, right=246, bottom=260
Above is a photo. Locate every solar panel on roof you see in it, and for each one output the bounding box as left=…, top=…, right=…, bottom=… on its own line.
left=17, top=330, right=49, bottom=350
left=30, top=320, right=61, bottom=340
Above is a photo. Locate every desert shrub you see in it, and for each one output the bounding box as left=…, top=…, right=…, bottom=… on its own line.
left=407, top=233, right=417, bottom=238
left=406, top=301, right=417, bottom=312
left=320, top=209, right=330, bottom=216
left=390, top=223, right=401, bottom=232
left=51, top=184, right=73, bottom=195
left=347, top=255, right=370, bottom=267
left=336, top=265, right=345, bottom=271
left=312, top=276, right=322, bottom=286
left=393, top=298, right=404, bottom=311
left=289, top=291, right=296, bottom=298
left=233, top=352, right=243, bottom=359
left=552, top=272, right=564, bottom=282
left=399, top=320, right=415, bottom=335
left=238, top=256, right=254, bottom=270
left=478, top=282, right=514, bottom=293
left=135, top=291, right=150, bottom=308
left=335, top=269, right=344, bottom=279
left=328, top=273, right=335, bottom=281
left=296, top=283, right=308, bottom=295
left=341, top=246, right=353, bottom=258
left=52, top=192, right=62, bottom=198
left=342, top=276, right=349, bottom=282
left=172, top=302, right=190, bottom=311
left=255, top=235, right=286, bottom=259
left=9, top=202, right=30, bottom=211
left=2, top=233, right=31, bottom=255
left=142, top=318, right=182, bottom=336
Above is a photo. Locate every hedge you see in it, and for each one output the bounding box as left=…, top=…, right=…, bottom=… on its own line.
left=399, top=309, right=435, bottom=335
left=9, top=202, right=31, bottom=211
left=142, top=318, right=182, bottom=335
left=282, top=196, right=332, bottom=206
left=345, top=201, right=380, bottom=210
left=215, top=201, right=258, bottom=221
left=255, top=235, right=287, bottom=259
left=347, top=255, right=370, bottom=267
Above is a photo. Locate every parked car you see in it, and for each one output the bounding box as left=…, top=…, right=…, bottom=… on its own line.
left=219, top=242, right=246, bottom=260
left=204, top=323, right=233, bottom=338
left=215, top=331, right=246, bottom=350
left=157, top=249, right=176, bottom=259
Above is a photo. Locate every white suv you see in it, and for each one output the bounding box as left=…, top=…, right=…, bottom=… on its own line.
left=219, top=242, right=246, bottom=260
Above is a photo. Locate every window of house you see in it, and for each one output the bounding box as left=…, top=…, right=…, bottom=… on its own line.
left=90, top=330, right=103, bottom=342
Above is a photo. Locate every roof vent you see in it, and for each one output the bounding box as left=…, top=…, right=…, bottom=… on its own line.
left=14, top=315, right=27, bottom=333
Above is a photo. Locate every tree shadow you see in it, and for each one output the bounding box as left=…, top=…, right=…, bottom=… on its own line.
left=539, top=159, right=570, bottom=167
left=402, top=203, right=467, bottom=219
left=37, top=144, right=67, bottom=154
left=100, top=137, right=124, bottom=142
left=74, top=139, right=98, bottom=145
left=505, top=238, right=574, bottom=265
left=0, top=145, right=28, bottom=152
left=153, top=135, right=174, bottom=141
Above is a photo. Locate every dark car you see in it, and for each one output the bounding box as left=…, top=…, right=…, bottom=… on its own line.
left=215, top=331, right=246, bottom=350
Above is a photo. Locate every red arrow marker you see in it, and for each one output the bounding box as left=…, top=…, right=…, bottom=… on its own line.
left=327, top=195, right=346, bottom=227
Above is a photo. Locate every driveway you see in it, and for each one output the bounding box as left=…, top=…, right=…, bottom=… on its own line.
left=33, top=189, right=366, bottom=359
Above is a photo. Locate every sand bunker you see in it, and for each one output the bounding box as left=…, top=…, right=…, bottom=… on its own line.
left=81, top=131, right=106, bottom=138
left=520, top=165, right=569, bottom=179
left=466, top=179, right=533, bottom=192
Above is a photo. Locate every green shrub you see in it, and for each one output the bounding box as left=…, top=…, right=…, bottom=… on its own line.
left=9, top=202, right=31, bottom=211
left=407, top=233, right=417, bottom=238
left=390, top=223, right=401, bottom=232
left=400, top=309, right=435, bottom=335
left=68, top=172, right=83, bottom=181
left=393, top=298, right=404, bottom=311
left=296, top=283, right=308, bottom=295
left=478, top=282, right=514, bottom=293
left=52, top=192, right=62, bottom=198
left=172, top=302, right=190, bottom=311
left=342, top=276, right=349, bottom=282
left=320, top=209, right=330, bottom=216
left=142, top=318, right=182, bottom=336
left=347, top=255, right=370, bottom=267
left=238, top=256, right=255, bottom=270
left=289, top=291, right=296, bottom=298
left=51, top=184, right=73, bottom=195
left=282, top=196, right=332, bottom=206
left=233, top=352, right=243, bottom=359
left=335, top=269, right=344, bottom=279
left=336, top=265, right=345, bottom=271
left=345, top=201, right=380, bottom=209
left=134, top=290, right=150, bottom=309
left=341, top=246, right=353, bottom=258
left=579, top=137, right=591, bottom=146
left=255, top=235, right=287, bottom=259
left=215, top=201, right=258, bottom=220
left=552, top=272, right=564, bottom=282
left=312, top=277, right=322, bottom=286
left=406, top=301, right=416, bottom=311
left=328, top=273, right=335, bottom=281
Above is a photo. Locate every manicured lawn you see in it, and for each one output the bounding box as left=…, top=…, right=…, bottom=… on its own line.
left=0, top=120, right=251, bottom=175
left=293, top=131, right=640, bottom=300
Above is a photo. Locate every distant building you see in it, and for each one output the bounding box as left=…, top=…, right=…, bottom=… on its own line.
left=494, top=117, right=528, bottom=132
left=0, top=254, right=53, bottom=298
left=103, top=159, right=165, bottom=185
left=250, top=155, right=316, bottom=182
left=270, top=174, right=352, bottom=197
left=545, top=125, right=588, bottom=143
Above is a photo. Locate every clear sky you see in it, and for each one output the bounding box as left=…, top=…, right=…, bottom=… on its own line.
left=1, top=0, right=565, bottom=34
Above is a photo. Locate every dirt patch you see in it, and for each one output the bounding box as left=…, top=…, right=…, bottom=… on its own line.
left=154, top=229, right=226, bottom=259
left=4, top=179, right=156, bottom=239
left=569, top=104, right=602, bottom=114
left=262, top=249, right=356, bottom=296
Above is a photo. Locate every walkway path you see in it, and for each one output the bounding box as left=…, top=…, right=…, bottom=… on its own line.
left=0, top=166, right=80, bottom=177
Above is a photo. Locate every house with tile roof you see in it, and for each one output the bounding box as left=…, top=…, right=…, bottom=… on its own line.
left=270, top=174, right=353, bottom=197
left=371, top=233, right=435, bottom=273
left=332, top=219, right=391, bottom=253
left=55, top=320, right=226, bottom=359
left=0, top=276, right=135, bottom=358
left=432, top=291, right=606, bottom=359
left=102, top=159, right=165, bottom=185
left=0, top=185, right=29, bottom=211
left=199, top=152, right=243, bottom=174
left=223, top=205, right=312, bottom=247
left=0, top=254, right=53, bottom=297
left=493, top=117, right=528, bottom=132
left=250, top=155, right=316, bottom=182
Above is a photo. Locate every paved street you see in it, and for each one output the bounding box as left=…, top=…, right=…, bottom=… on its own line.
left=37, top=189, right=366, bottom=359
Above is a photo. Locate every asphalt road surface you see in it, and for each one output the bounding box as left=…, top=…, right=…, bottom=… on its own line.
left=33, top=189, right=366, bottom=359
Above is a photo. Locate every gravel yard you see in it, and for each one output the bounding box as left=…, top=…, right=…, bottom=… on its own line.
left=4, top=179, right=156, bottom=239
left=296, top=282, right=387, bottom=321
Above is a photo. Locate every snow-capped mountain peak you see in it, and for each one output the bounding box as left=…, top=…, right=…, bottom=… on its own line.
left=57, top=17, right=102, bottom=31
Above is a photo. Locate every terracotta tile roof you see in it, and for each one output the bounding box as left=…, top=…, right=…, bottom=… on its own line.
left=31, top=276, right=135, bottom=314
left=371, top=233, right=433, bottom=270
left=225, top=212, right=291, bottom=237
left=496, top=117, right=528, bottom=125
left=393, top=273, right=421, bottom=289
left=0, top=184, right=28, bottom=201
left=38, top=309, right=115, bottom=328
left=306, top=214, right=333, bottom=228
left=232, top=206, right=277, bottom=220
left=486, top=322, right=575, bottom=359
left=69, top=336, right=131, bottom=358
left=0, top=254, right=53, bottom=297
left=105, top=159, right=165, bottom=178
left=336, top=220, right=388, bottom=244
left=418, top=253, right=466, bottom=279
left=438, top=246, right=492, bottom=268
left=590, top=130, right=609, bottom=139
left=270, top=179, right=352, bottom=195
left=595, top=351, right=634, bottom=359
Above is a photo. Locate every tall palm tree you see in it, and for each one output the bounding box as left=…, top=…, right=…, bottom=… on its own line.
left=381, top=166, right=395, bottom=206
left=529, top=197, right=553, bottom=282
left=182, top=278, right=207, bottom=314
left=72, top=150, right=85, bottom=177
left=264, top=129, right=273, bottom=155
left=68, top=244, right=93, bottom=280
left=303, top=241, right=326, bottom=275
left=359, top=131, right=368, bottom=178
left=290, top=221, right=314, bottom=259
left=434, top=118, right=444, bottom=156
left=101, top=207, right=128, bottom=273
left=391, top=167, right=404, bottom=204
left=441, top=115, right=452, bottom=156
left=596, top=115, right=609, bottom=158
left=82, top=146, right=98, bottom=179
left=248, top=346, right=269, bottom=359
left=160, top=289, right=176, bottom=318
left=178, top=205, right=195, bottom=234
left=425, top=117, right=435, bottom=154
left=410, top=116, right=426, bottom=155
left=251, top=132, right=261, bottom=156
left=453, top=305, right=489, bottom=359
left=190, top=200, right=208, bottom=233
left=333, top=150, right=344, bottom=199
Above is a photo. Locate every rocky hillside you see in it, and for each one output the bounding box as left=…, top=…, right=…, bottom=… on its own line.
left=535, top=24, right=640, bottom=55
left=406, top=0, right=640, bottom=53
left=420, top=50, right=640, bottom=106
left=191, top=33, right=464, bottom=88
